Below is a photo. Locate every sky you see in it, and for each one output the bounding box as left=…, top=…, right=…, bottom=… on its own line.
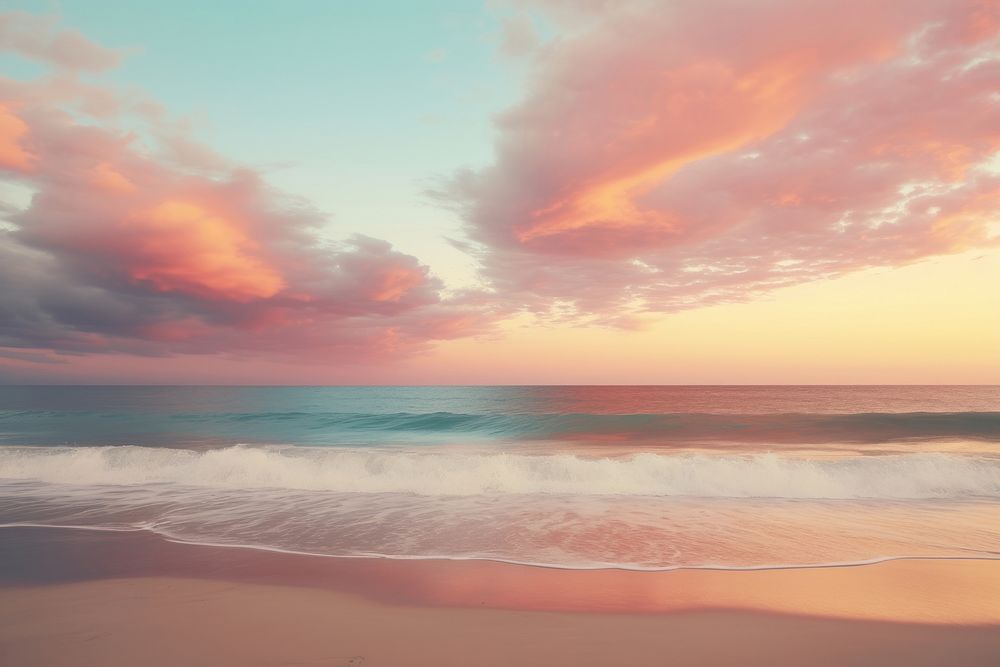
left=0, top=0, right=998, bottom=384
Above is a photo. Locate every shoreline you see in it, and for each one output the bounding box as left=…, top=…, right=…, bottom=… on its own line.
left=3, top=525, right=1000, bottom=622
left=5, top=520, right=1000, bottom=574
left=3, top=525, right=1000, bottom=665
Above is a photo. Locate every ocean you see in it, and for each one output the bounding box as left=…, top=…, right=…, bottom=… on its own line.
left=1, top=385, right=999, bottom=570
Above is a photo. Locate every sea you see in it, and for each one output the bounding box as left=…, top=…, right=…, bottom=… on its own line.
left=1, top=385, right=999, bottom=571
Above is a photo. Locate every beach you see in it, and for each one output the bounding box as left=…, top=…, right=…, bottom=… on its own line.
left=2, top=526, right=1000, bottom=666
left=2, top=386, right=999, bottom=665
left=4, top=0, right=1000, bottom=659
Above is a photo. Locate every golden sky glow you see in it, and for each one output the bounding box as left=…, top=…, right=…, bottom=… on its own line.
left=409, top=249, right=1000, bottom=385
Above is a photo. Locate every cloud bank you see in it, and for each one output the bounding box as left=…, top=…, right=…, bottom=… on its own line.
left=0, top=13, right=491, bottom=365
left=454, top=0, right=999, bottom=320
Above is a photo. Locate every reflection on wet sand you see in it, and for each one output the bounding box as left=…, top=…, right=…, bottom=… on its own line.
left=3, top=526, right=999, bottom=624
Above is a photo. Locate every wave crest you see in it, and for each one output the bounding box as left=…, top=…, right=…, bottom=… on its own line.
left=2, top=446, right=999, bottom=499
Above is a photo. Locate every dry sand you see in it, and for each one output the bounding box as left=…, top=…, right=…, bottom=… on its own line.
left=3, top=576, right=1000, bottom=667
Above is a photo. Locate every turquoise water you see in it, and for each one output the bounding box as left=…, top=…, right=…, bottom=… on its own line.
left=1, top=385, right=999, bottom=569
left=2, top=385, right=999, bottom=447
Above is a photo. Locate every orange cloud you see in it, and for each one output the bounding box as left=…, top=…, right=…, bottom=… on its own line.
left=371, top=266, right=427, bottom=302
left=515, top=56, right=812, bottom=248
left=0, top=104, right=33, bottom=171
left=88, top=162, right=134, bottom=192
left=123, top=200, right=285, bottom=301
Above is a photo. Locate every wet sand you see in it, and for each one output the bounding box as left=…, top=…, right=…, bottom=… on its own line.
left=1, top=526, right=1000, bottom=666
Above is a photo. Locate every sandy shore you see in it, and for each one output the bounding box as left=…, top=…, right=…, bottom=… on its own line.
left=5, top=576, right=1000, bottom=667
left=0, top=578, right=1000, bottom=667
left=2, top=526, right=1000, bottom=665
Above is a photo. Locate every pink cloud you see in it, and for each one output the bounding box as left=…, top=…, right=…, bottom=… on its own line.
left=0, top=103, right=34, bottom=172
left=498, top=15, right=540, bottom=59
left=0, top=14, right=494, bottom=367
left=0, top=12, right=123, bottom=72
left=120, top=200, right=287, bottom=302
left=452, top=0, right=1000, bottom=317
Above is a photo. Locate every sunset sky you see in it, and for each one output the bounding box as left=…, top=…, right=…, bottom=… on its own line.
left=0, top=0, right=998, bottom=384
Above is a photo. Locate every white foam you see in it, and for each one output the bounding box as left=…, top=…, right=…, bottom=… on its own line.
left=3, top=523, right=1000, bottom=573
left=1, top=445, right=999, bottom=499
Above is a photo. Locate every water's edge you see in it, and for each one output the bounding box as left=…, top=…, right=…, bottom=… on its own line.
left=4, top=523, right=1000, bottom=574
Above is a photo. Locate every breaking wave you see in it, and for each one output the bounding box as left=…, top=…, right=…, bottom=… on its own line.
left=2, top=445, right=999, bottom=499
